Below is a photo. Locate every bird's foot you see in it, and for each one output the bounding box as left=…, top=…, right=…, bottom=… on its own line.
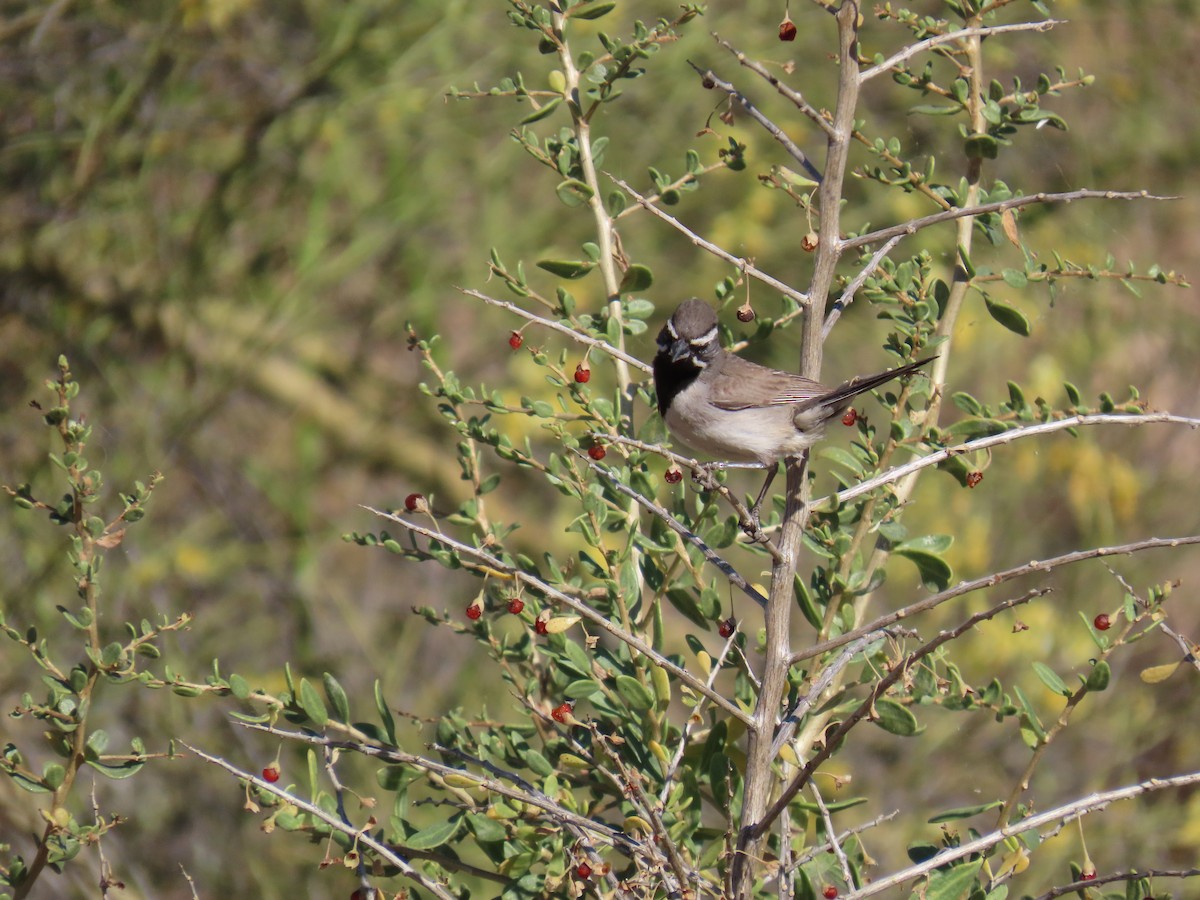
left=690, top=463, right=723, bottom=492
left=740, top=506, right=770, bottom=543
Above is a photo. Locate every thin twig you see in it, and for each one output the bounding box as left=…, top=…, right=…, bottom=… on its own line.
left=1033, top=868, right=1200, bottom=900
left=712, top=33, right=835, bottom=138
left=589, top=432, right=779, bottom=556
left=841, top=189, right=1178, bottom=253
left=809, top=777, right=854, bottom=885
left=791, top=535, right=1200, bottom=666
left=845, top=772, right=1200, bottom=898
left=688, top=61, right=824, bottom=183
left=816, top=412, right=1200, bottom=511
left=582, top=449, right=782, bottom=578
left=778, top=810, right=899, bottom=879
left=366, top=506, right=755, bottom=726
left=822, top=234, right=904, bottom=340
left=459, top=287, right=652, bottom=374
left=859, top=20, right=1064, bottom=83
left=762, top=588, right=1050, bottom=838
left=608, top=176, right=810, bottom=308
left=771, top=632, right=891, bottom=758
left=181, top=742, right=460, bottom=900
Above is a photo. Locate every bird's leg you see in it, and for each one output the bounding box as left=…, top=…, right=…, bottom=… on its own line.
left=742, top=463, right=778, bottom=538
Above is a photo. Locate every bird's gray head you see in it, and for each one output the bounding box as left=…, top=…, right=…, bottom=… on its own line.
left=657, top=299, right=721, bottom=365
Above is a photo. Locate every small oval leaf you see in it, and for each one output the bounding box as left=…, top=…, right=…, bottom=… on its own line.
left=984, top=295, right=1031, bottom=336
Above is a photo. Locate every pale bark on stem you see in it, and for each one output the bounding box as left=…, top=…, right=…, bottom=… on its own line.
left=730, top=4, right=860, bottom=896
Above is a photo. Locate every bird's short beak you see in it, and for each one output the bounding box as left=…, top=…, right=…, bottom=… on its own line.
left=668, top=338, right=691, bottom=363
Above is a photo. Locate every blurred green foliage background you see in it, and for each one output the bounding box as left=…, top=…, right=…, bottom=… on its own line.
left=1, top=0, right=1197, bottom=896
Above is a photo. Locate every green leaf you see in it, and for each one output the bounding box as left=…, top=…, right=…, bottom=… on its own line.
left=942, top=417, right=1009, bottom=440
left=406, top=815, right=461, bottom=851
left=86, top=759, right=145, bottom=779
left=619, top=265, right=654, bottom=293
left=323, top=672, right=350, bottom=723
left=965, top=133, right=999, bottom=159
left=554, top=179, right=594, bottom=207
left=519, top=96, right=561, bottom=124
left=572, top=1, right=616, bottom=19
left=894, top=547, right=952, bottom=591
left=42, top=762, right=66, bottom=790
left=1032, top=661, right=1070, bottom=697
left=524, top=750, right=554, bottom=777
left=928, top=800, right=1002, bottom=823
left=614, top=675, right=654, bottom=711
left=896, top=534, right=953, bottom=554
left=298, top=678, right=328, bottom=727
left=1001, top=268, right=1028, bottom=289
left=819, top=446, right=864, bottom=476
left=910, top=104, right=961, bottom=116
left=467, top=812, right=507, bottom=843
left=872, top=697, right=921, bottom=736
left=536, top=258, right=596, bottom=279
left=984, top=295, right=1031, bottom=336
left=373, top=689, right=400, bottom=746
left=1085, top=659, right=1111, bottom=692
left=923, top=859, right=985, bottom=899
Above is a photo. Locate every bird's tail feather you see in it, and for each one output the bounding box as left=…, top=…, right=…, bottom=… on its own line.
left=807, top=355, right=936, bottom=412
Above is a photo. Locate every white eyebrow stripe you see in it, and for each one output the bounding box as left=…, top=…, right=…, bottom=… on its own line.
left=689, top=326, right=718, bottom=346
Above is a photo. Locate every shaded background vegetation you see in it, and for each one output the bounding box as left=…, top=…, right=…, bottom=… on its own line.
left=1, top=0, right=1197, bottom=896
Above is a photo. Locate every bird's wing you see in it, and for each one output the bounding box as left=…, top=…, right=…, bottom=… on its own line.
left=709, top=354, right=935, bottom=411
left=707, top=356, right=829, bottom=410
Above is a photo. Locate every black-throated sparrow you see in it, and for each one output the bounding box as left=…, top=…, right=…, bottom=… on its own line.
left=654, top=299, right=935, bottom=520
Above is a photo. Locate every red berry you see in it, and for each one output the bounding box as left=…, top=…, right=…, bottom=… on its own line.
left=551, top=701, right=573, bottom=724
left=1080, top=870, right=1096, bottom=882
left=507, top=597, right=525, bottom=615
left=574, top=363, right=591, bottom=383
left=588, top=444, right=606, bottom=461
left=718, top=618, right=736, bottom=639
left=1094, top=613, right=1112, bottom=631
left=841, top=408, right=857, bottom=427
left=262, top=763, right=280, bottom=783
left=535, top=617, right=548, bottom=635
left=509, top=331, right=524, bottom=350
left=823, top=887, right=838, bottom=899
left=664, top=466, right=683, bottom=485
left=577, top=862, right=593, bottom=879
left=966, top=471, right=983, bottom=489
left=779, top=19, right=797, bottom=41
left=466, top=603, right=483, bottom=621
left=404, top=492, right=424, bottom=512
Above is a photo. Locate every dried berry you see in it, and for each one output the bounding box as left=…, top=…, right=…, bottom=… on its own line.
left=665, top=466, right=683, bottom=485
left=966, top=471, right=983, bottom=489
left=779, top=18, right=797, bottom=41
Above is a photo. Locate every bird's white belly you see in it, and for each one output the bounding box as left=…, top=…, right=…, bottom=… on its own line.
left=664, top=386, right=824, bottom=466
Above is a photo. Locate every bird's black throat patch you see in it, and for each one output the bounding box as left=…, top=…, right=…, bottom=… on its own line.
left=653, top=351, right=701, bottom=418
